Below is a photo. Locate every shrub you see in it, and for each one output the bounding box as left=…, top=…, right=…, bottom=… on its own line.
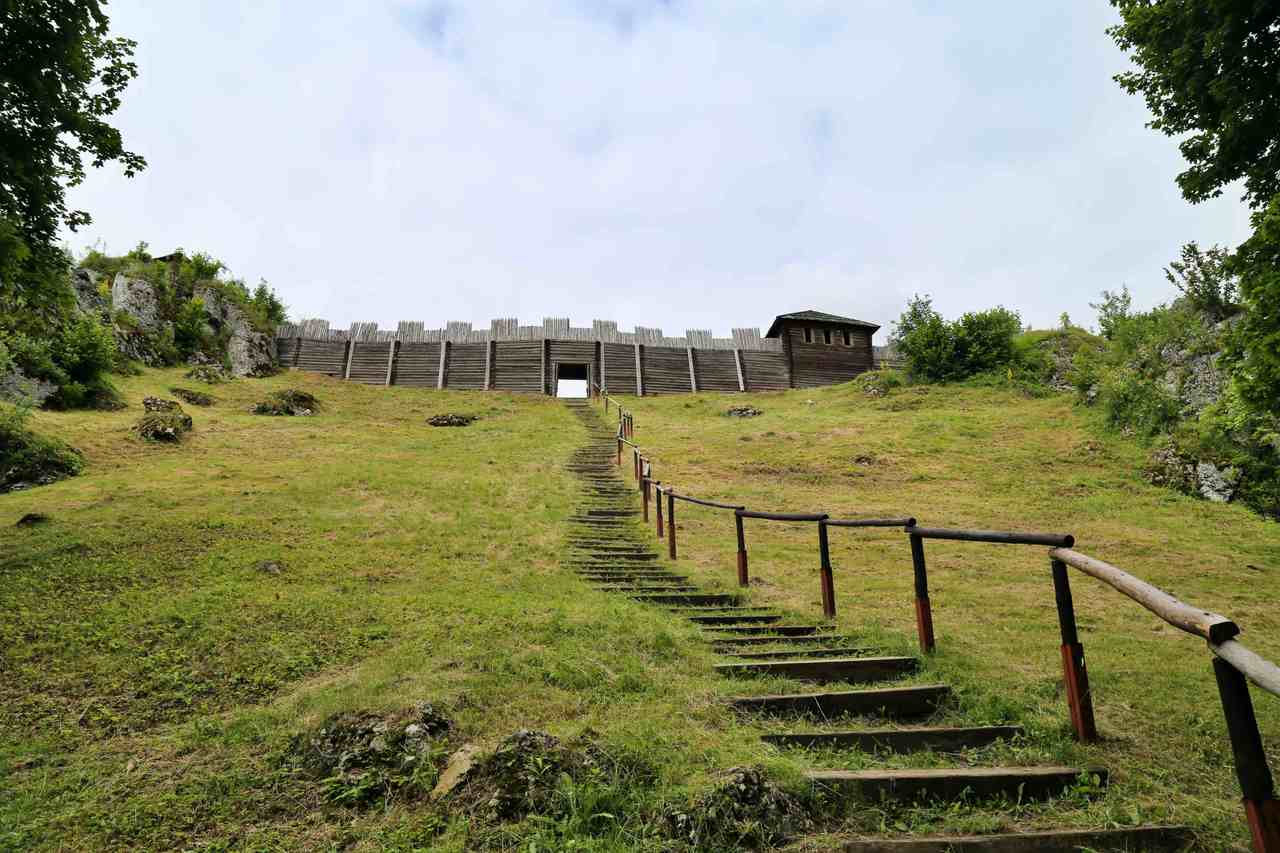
left=891, top=296, right=1023, bottom=382
left=0, top=404, right=84, bottom=492
left=1100, top=368, right=1181, bottom=437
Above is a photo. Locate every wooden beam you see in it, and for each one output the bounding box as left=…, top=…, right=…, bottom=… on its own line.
left=384, top=340, right=396, bottom=386
left=687, top=347, right=697, bottom=392
left=484, top=340, right=493, bottom=390
left=733, top=348, right=745, bottom=391
left=634, top=343, right=643, bottom=396
left=540, top=338, right=547, bottom=395
left=437, top=340, right=448, bottom=389
left=343, top=340, right=355, bottom=380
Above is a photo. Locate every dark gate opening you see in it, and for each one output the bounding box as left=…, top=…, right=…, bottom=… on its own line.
left=555, top=362, right=589, bottom=398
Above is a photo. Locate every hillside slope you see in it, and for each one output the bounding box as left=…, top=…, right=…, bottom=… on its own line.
left=2, top=372, right=1277, bottom=849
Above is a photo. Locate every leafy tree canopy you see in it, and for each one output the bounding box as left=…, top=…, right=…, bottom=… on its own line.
left=1109, top=1, right=1280, bottom=209
left=0, top=1, right=145, bottom=260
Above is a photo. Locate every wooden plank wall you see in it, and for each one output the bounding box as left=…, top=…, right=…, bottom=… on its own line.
left=392, top=342, right=441, bottom=387
left=347, top=342, right=393, bottom=385
left=640, top=346, right=691, bottom=394
left=692, top=349, right=740, bottom=392
left=295, top=339, right=348, bottom=377
left=445, top=343, right=487, bottom=389
left=548, top=340, right=597, bottom=367
left=601, top=343, right=637, bottom=395
left=786, top=326, right=874, bottom=388
left=275, top=338, right=302, bottom=367
left=739, top=350, right=790, bottom=391
left=281, top=329, right=871, bottom=393
left=493, top=341, right=544, bottom=393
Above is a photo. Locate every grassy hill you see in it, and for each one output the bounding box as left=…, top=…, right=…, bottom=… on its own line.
left=2, top=370, right=1277, bottom=850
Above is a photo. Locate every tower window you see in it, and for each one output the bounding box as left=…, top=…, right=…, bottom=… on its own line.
left=842, top=330, right=851, bottom=346
left=823, top=329, right=832, bottom=345
left=803, top=328, right=813, bottom=343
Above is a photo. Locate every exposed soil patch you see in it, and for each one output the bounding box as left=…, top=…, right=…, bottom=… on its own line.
left=285, top=702, right=452, bottom=808
left=253, top=389, right=319, bottom=416
left=725, top=406, right=763, bottom=418
left=428, top=413, right=477, bottom=427
left=134, top=410, right=193, bottom=442
left=666, top=766, right=811, bottom=850
left=169, top=387, right=215, bottom=406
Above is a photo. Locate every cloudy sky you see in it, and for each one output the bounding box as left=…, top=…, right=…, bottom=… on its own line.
left=65, top=2, right=1253, bottom=343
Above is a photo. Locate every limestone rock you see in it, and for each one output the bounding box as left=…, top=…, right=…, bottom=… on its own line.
left=71, top=269, right=108, bottom=318
left=111, top=274, right=161, bottom=331
left=431, top=743, right=480, bottom=800
left=1196, top=462, right=1239, bottom=503
left=198, top=286, right=276, bottom=377
left=0, top=365, right=57, bottom=406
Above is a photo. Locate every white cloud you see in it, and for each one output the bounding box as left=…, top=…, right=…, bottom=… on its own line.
left=65, top=1, right=1252, bottom=343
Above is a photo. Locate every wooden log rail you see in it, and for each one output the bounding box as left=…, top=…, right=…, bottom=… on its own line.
left=594, top=396, right=1280, bottom=851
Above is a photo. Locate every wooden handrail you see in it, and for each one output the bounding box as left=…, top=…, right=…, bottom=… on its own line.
left=910, top=526, right=1074, bottom=548
left=1212, top=640, right=1280, bottom=698
left=1050, top=547, right=1240, bottom=645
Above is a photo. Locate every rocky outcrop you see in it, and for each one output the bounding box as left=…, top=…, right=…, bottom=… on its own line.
left=111, top=274, right=162, bottom=331
left=198, top=286, right=275, bottom=377
left=0, top=366, right=57, bottom=406
left=71, top=269, right=108, bottom=319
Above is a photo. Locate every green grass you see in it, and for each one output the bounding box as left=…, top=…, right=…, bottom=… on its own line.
left=2, top=371, right=1277, bottom=850
left=618, top=381, right=1280, bottom=849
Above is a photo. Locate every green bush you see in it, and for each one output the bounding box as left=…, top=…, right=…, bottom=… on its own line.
left=0, top=404, right=84, bottom=491
left=1100, top=369, right=1181, bottom=437
left=891, top=296, right=1023, bottom=382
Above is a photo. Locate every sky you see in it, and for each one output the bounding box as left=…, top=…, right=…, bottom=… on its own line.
left=64, top=1, right=1255, bottom=344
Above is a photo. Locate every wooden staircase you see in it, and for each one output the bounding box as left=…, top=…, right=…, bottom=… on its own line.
left=561, top=399, right=1194, bottom=852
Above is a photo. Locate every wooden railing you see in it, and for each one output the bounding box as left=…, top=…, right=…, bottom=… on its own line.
left=592, top=394, right=1280, bottom=851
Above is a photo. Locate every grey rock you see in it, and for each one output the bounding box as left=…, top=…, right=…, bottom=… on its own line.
left=198, top=286, right=276, bottom=377
left=111, top=274, right=162, bottom=331
left=1196, top=462, right=1239, bottom=503
left=0, top=366, right=57, bottom=406
left=1179, top=352, right=1226, bottom=414
left=71, top=269, right=108, bottom=318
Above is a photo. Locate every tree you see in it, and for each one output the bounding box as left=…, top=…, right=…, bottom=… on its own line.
left=1089, top=286, right=1131, bottom=340
left=1164, top=242, right=1238, bottom=320
left=0, top=1, right=145, bottom=296
left=1110, top=1, right=1280, bottom=415
left=1109, top=2, right=1280, bottom=208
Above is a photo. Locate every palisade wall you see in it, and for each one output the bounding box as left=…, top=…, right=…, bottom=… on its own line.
left=274, top=317, right=847, bottom=395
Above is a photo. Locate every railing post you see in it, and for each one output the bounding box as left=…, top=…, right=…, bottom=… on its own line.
left=818, top=519, right=835, bottom=620
left=642, top=477, right=650, bottom=522
left=655, top=484, right=664, bottom=539
left=638, top=457, right=647, bottom=493
left=667, top=491, right=677, bottom=560
left=909, top=532, right=936, bottom=653
left=633, top=448, right=640, bottom=482
left=1051, top=558, right=1098, bottom=742
left=1214, top=657, right=1280, bottom=852
left=735, top=510, right=749, bottom=587
left=616, top=436, right=622, bottom=466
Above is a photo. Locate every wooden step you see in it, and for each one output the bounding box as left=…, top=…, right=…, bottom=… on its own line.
left=688, top=613, right=781, bottom=626
left=631, top=592, right=739, bottom=606
left=731, top=684, right=949, bottom=717
left=762, top=725, right=1023, bottom=753
left=720, top=646, right=873, bottom=660
left=717, top=656, right=916, bottom=683
left=595, top=585, right=698, bottom=593
left=577, top=573, right=689, bottom=582
left=705, top=625, right=822, bottom=637
left=805, top=766, right=1107, bottom=803
left=711, top=633, right=856, bottom=647
left=835, top=826, right=1192, bottom=852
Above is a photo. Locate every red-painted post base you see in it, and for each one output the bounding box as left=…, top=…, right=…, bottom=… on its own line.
left=820, top=565, right=836, bottom=619
left=1245, top=798, right=1280, bottom=852
left=642, top=479, right=650, bottom=522
left=1060, top=642, right=1098, bottom=742
left=736, top=549, right=749, bottom=587
left=655, top=489, right=664, bottom=538
left=915, top=596, right=935, bottom=654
